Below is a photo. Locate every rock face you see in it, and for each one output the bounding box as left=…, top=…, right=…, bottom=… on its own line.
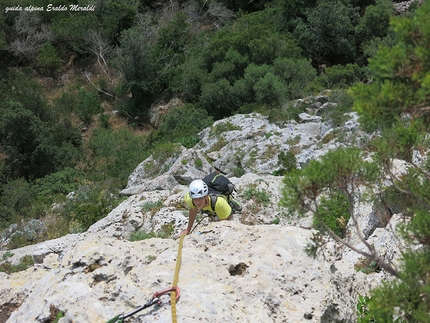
left=0, top=94, right=407, bottom=322
left=1, top=222, right=374, bottom=323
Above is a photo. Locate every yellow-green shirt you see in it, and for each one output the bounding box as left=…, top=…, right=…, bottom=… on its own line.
left=184, top=192, right=231, bottom=219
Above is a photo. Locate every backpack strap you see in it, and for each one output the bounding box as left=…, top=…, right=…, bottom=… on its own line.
left=209, top=194, right=234, bottom=212
left=209, top=194, right=217, bottom=211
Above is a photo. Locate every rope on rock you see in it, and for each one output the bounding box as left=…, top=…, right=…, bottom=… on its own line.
left=171, top=233, right=185, bottom=323
left=105, top=235, right=185, bottom=323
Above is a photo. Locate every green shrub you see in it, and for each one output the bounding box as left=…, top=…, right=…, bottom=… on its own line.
left=152, top=142, right=182, bottom=163
left=179, top=16, right=309, bottom=118
left=237, top=102, right=266, bottom=115
left=244, top=186, right=270, bottom=206
left=321, top=132, right=337, bottom=144
left=208, top=136, right=228, bottom=153
left=86, top=127, right=149, bottom=186
left=2, top=251, right=13, bottom=261
left=210, top=121, right=242, bottom=137
left=356, top=0, right=393, bottom=58
left=98, top=113, right=110, bottom=129
left=374, top=123, right=419, bottom=163
left=37, top=42, right=61, bottom=72
left=293, top=1, right=360, bottom=66
left=239, top=63, right=287, bottom=106
left=54, top=89, right=102, bottom=124
left=0, top=178, right=37, bottom=228
left=52, top=311, right=64, bottom=323
left=232, top=166, right=245, bottom=178
left=273, top=151, right=297, bottom=175
left=200, top=78, right=239, bottom=118
left=275, top=100, right=308, bottom=123
left=314, top=190, right=350, bottom=237
left=273, top=57, right=316, bottom=100
left=365, top=247, right=430, bottom=322
left=140, top=200, right=163, bottom=213
left=75, top=89, right=102, bottom=124
left=281, top=147, right=379, bottom=219
left=158, top=223, right=174, bottom=238
left=195, top=158, right=203, bottom=169
left=314, top=64, right=367, bottom=90
left=62, top=184, right=123, bottom=232
left=323, top=90, right=355, bottom=127
left=143, top=142, right=182, bottom=177
left=178, top=136, right=200, bottom=148
left=149, top=105, right=213, bottom=148
left=34, top=167, right=81, bottom=197
left=51, top=0, right=137, bottom=53
left=151, top=12, right=190, bottom=91
left=129, top=224, right=174, bottom=241
left=115, top=21, right=165, bottom=120
left=129, top=231, right=156, bottom=241
left=0, top=73, right=81, bottom=179
left=356, top=295, right=376, bottom=323
left=175, top=54, right=206, bottom=103
left=0, top=255, right=34, bottom=274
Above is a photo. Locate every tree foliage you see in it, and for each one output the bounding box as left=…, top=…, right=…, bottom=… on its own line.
left=355, top=0, right=392, bottom=48
left=85, top=127, right=149, bottom=186
left=148, top=105, right=213, bottom=148
left=350, top=0, right=430, bottom=130
left=281, top=2, right=430, bottom=321
left=180, top=12, right=316, bottom=118
left=294, top=0, right=360, bottom=65
left=0, top=71, right=82, bottom=179
left=274, top=0, right=393, bottom=67
left=50, top=0, right=138, bottom=52
left=281, top=147, right=378, bottom=217
left=115, top=25, right=156, bottom=117
left=115, top=11, right=192, bottom=119
left=0, top=2, right=428, bottom=294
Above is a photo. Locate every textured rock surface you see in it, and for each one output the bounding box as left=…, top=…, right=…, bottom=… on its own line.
left=1, top=222, right=376, bottom=323
left=0, top=97, right=411, bottom=322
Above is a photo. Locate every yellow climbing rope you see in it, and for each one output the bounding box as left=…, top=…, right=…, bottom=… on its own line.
left=171, top=234, right=185, bottom=323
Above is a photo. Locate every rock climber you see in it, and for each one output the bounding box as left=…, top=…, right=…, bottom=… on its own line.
left=179, top=179, right=241, bottom=236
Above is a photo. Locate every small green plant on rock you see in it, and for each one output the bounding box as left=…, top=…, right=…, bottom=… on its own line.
left=232, top=166, right=245, bottom=178
left=195, top=158, right=203, bottom=169
left=314, top=190, right=350, bottom=237
left=356, top=295, right=376, bottom=323
left=208, top=137, right=228, bottom=152
left=209, top=122, right=241, bottom=137
left=129, top=223, right=174, bottom=241
left=129, top=231, right=156, bottom=241
left=244, top=186, right=270, bottom=206
left=146, top=255, right=156, bottom=263
left=354, top=257, right=381, bottom=274
left=286, top=135, right=301, bottom=146
left=144, top=142, right=182, bottom=176
left=2, top=251, right=13, bottom=261
left=273, top=150, right=297, bottom=176
left=0, top=255, right=34, bottom=274
left=140, top=200, right=163, bottom=213
left=50, top=305, right=65, bottom=323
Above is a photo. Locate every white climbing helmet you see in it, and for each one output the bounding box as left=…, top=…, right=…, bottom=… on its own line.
left=189, top=180, right=208, bottom=198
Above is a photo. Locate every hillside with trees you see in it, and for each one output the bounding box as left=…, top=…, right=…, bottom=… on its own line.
left=0, top=1, right=429, bottom=321
left=0, top=0, right=401, bottom=242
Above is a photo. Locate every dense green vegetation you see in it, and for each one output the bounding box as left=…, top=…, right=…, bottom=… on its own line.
left=0, top=0, right=397, bottom=242
left=282, top=2, right=430, bottom=321
left=0, top=1, right=429, bottom=320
